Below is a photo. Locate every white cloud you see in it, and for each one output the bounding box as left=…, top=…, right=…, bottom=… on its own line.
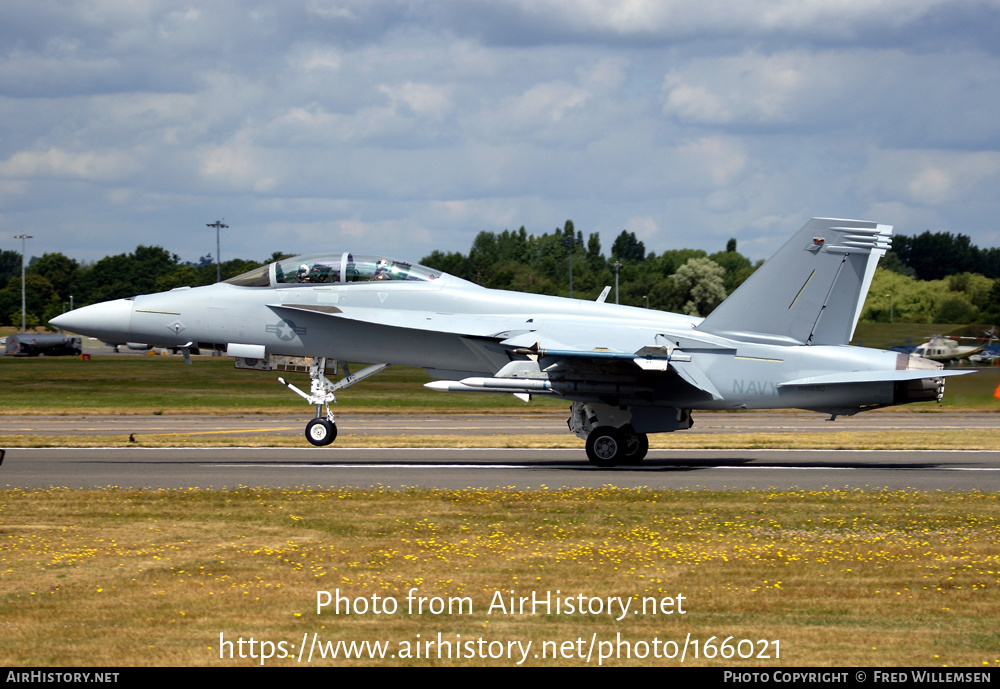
left=296, top=47, right=343, bottom=73
left=662, top=51, right=834, bottom=126
left=378, top=81, right=453, bottom=118
left=198, top=134, right=277, bottom=193
left=504, top=81, right=590, bottom=126
left=509, top=0, right=965, bottom=37
left=860, top=150, right=1000, bottom=206
left=677, top=137, right=748, bottom=185
left=0, top=147, right=137, bottom=182
left=305, top=1, right=359, bottom=21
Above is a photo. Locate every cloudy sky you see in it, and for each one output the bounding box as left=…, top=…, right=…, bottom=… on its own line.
left=2, top=0, right=1000, bottom=268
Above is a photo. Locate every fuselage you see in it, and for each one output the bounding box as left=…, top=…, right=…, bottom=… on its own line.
left=50, top=267, right=922, bottom=413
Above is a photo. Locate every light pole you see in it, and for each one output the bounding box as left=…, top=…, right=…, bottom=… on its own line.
left=885, top=293, right=893, bottom=323
left=610, top=260, right=621, bottom=305
left=206, top=220, right=228, bottom=282
left=560, top=234, right=583, bottom=298
left=14, top=233, right=32, bottom=332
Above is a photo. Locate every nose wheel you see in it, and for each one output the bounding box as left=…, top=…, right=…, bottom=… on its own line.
left=305, top=417, right=337, bottom=446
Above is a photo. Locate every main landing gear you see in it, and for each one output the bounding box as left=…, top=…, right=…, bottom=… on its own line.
left=584, top=425, right=649, bottom=467
left=569, top=402, right=653, bottom=467
left=278, top=358, right=389, bottom=446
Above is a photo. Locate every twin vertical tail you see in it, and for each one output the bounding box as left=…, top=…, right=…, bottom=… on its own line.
left=697, top=218, right=892, bottom=346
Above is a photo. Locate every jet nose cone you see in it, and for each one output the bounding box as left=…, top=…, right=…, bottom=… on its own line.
left=49, top=299, right=133, bottom=341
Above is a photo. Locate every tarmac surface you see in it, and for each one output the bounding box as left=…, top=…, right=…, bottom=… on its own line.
left=1, top=412, right=998, bottom=491
left=3, top=447, right=999, bottom=491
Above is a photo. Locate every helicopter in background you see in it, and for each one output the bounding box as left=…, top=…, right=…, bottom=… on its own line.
left=912, top=328, right=997, bottom=363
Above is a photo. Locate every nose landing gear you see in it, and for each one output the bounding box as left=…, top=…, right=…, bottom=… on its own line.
left=277, top=357, right=390, bottom=446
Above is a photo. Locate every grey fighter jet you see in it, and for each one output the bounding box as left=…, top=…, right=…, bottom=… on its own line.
left=49, top=218, right=968, bottom=466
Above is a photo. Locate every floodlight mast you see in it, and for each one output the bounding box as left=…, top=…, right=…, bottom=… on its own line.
left=560, top=234, right=583, bottom=298
left=611, top=260, right=622, bottom=305
left=206, top=220, right=228, bottom=282
left=14, top=233, right=32, bottom=333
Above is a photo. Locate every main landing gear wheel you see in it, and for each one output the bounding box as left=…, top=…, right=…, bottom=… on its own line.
left=585, top=426, right=649, bottom=467
left=621, top=428, right=649, bottom=465
left=586, top=426, right=625, bottom=467
left=305, top=418, right=337, bottom=446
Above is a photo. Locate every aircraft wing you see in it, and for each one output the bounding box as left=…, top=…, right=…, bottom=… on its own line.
left=271, top=302, right=536, bottom=339
left=272, top=301, right=672, bottom=352
left=273, top=301, right=726, bottom=399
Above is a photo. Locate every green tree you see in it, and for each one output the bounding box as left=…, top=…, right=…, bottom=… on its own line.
left=890, top=231, right=984, bottom=280
left=78, top=246, right=181, bottom=303
left=879, top=251, right=916, bottom=278
left=947, top=272, right=993, bottom=310
left=934, top=297, right=978, bottom=324
left=586, top=232, right=604, bottom=273
left=671, top=257, right=726, bottom=316
left=709, top=248, right=753, bottom=294
left=420, top=250, right=467, bottom=276
left=979, top=279, right=1000, bottom=324
left=611, top=230, right=645, bottom=263
left=651, top=248, right=707, bottom=277
left=0, top=249, right=21, bottom=290
left=29, top=252, right=80, bottom=302
left=0, top=274, right=59, bottom=327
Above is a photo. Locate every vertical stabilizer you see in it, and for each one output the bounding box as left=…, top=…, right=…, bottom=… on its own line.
left=697, top=218, right=892, bottom=346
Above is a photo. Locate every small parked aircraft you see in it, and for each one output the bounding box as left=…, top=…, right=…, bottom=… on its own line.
left=50, top=218, right=969, bottom=466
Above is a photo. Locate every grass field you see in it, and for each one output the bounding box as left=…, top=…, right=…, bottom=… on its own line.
left=0, top=355, right=566, bottom=414
left=1, top=486, right=997, bottom=667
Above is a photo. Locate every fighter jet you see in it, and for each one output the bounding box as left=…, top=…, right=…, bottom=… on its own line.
left=49, top=218, right=969, bottom=466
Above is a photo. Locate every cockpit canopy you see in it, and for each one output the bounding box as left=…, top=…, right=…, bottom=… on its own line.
left=225, top=253, right=442, bottom=288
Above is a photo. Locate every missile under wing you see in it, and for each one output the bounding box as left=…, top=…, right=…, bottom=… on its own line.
left=49, top=218, right=969, bottom=466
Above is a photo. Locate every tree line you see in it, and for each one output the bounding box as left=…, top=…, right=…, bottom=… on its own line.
left=1, top=223, right=997, bottom=329
left=0, top=247, right=280, bottom=329
left=420, top=221, right=756, bottom=317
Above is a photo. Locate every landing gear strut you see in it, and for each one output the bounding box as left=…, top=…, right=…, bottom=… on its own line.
left=278, top=358, right=389, bottom=447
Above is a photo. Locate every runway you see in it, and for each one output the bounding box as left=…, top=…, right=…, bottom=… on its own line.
left=3, top=446, right=999, bottom=491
